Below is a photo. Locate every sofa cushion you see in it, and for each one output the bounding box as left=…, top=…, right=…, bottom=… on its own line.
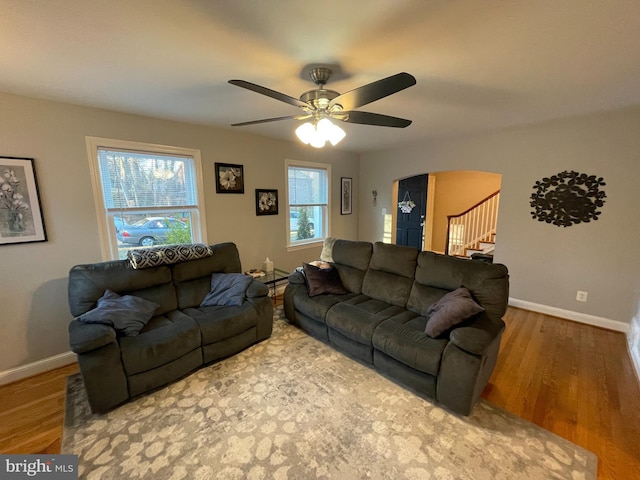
left=119, top=310, right=201, bottom=376
left=425, top=287, right=485, bottom=338
left=410, top=251, right=509, bottom=319
left=373, top=311, right=448, bottom=376
left=68, top=260, right=176, bottom=317
left=182, top=302, right=258, bottom=345
left=76, top=289, right=159, bottom=336
left=172, top=242, right=243, bottom=309
left=302, top=263, right=349, bottom=297
left=331, top=240, right=373, bottom=294
left=326, top=295, right=405, bottom=345
left=200, top=273, right=252, bottom=307
left=362, top=242, right=418, bottom=307
left=289, top=284, right=354, bottom=322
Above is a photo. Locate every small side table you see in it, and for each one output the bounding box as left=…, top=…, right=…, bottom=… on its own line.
left=253, top=268, right=290, bottom=303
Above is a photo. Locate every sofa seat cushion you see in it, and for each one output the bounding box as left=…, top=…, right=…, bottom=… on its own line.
left=119, top=310, right=200, bottom=376
left=373, top=311, right=448, bottom=376
left=326, top=296, right=405, bottom=345
left=290, top=284, right=358, bottom=323
left=182, top=302, right=258, bottom=345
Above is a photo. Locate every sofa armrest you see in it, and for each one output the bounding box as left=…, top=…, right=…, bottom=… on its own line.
left=246, top=279, right=269, bottom=298
left=68, top=320, right=117, bottom=354
left=288, top=270, right=305, bottom=285
left=448, top=314, right=505, bottom=355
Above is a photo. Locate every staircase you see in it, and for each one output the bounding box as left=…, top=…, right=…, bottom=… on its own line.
left=445, top=191, right=500, bottom=259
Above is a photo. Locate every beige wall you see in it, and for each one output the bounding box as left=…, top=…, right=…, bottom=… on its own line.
left=0, top=92, right=359, bottom=372
left=359, top=106, right=640, bottom=328
left=430, top=171, right=502, bottom=253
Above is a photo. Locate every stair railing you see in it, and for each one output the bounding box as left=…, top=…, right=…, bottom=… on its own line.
left=446, top=190, right=500, bottom=256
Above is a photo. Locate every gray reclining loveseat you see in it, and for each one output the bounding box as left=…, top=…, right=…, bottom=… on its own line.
left=284, top=239, right=509, bottom=415
left=68, top=242, right=273, bottom=413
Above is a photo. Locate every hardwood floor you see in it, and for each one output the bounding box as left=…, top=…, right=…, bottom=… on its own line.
left=1, top=307, right=639, bottom=479
left=0, top=362, right=78, bottom=454
left=483, top=307, right=640, bottom=480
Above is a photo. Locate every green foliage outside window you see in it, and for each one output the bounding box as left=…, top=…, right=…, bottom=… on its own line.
left=296, top=208, right=312, bottom=240
left=166, top=217, right=192, bottom=245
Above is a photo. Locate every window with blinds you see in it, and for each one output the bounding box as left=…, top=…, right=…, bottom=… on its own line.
left=286, top=160, right=330, bottom=247
left=87, top=138, right=206, bottom=260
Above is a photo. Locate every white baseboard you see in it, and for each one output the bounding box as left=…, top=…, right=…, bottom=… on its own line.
left=0, top=351, right=76, bottom=386
left=508, top=298, right=629, bottom=333
left=508, top=298, right=640, bottom=380
left=629, top=314, right=640, bottom=383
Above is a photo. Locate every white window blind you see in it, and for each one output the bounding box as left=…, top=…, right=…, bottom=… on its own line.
left=97, top=149, right=197, bottom=210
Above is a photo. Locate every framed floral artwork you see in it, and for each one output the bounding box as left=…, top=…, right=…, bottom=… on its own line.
left=215, top=163, right=244, bottom=193
left=255, top=189, right=278, bottom=216
left=341, top=177, right=352, bottom=215
left=0, top=156, right=47, bottom=245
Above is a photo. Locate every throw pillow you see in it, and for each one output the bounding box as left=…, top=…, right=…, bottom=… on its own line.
left=200, top=273, right=252, bottom=307
left=424, top=287, right=485, bottom=338
left=302, top=262, right=349, bottom=297
left=320, top=237, right=337, bottom=263
left=77, top=289, right=160, bottom=336
left=128, top=243, right=213, bottom=269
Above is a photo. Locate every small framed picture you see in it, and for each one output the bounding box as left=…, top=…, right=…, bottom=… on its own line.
left=341, top=177, right=352, bottom=215
left=255, top=189, right=278, bottom=216
left=0, top=156, right=47, bottom=245
left=215, top=163, right=244, bottom=193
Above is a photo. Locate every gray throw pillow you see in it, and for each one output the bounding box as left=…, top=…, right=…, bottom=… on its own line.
left=424, top=287, right=485, bottom=338
left=302, top=263, right=349, bottom=297
left=200, top=273, right=252, bottom=307
left=77, top=289, right=159, bottom=336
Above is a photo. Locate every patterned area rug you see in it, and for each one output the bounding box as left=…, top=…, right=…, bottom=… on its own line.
left=63, top=308, right=597, bottom=479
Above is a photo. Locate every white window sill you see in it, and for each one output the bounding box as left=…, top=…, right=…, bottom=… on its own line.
left=286, top=240, right=324, bottom=253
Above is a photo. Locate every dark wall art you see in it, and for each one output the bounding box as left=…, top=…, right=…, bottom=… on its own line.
left=215, top=163, right=244, bottom=194
left=529, top=170, right=606, bottom=227
left=255, top=189, right=278, bottom=216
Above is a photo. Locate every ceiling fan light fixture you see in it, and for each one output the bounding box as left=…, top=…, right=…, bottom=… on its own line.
left=295, top=118, right=346, bottom=148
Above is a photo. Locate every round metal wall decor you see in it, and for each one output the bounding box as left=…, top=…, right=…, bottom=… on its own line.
left=529, top=170, right=606, bottom=227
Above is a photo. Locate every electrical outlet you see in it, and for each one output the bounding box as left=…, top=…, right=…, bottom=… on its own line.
left=576, top=290, right=588, bottom=302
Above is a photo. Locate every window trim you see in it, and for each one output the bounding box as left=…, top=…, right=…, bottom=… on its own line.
left=86, top=136, right=208, bottom=260
left=285, top=158, right=331, bottom=251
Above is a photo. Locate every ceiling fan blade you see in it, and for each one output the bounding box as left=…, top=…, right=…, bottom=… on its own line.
left=340, top=111, right=412, bottom=128
left=329, top=72, right=416, bottom=111
left=231, top=114, right=311, bottom=127
left=229, top=80, right=310, bottom=109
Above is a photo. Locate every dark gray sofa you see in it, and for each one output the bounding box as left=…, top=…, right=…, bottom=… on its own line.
left=283, top=240, right=509, bottom=415
left=68, top=242, right=273, bottom=413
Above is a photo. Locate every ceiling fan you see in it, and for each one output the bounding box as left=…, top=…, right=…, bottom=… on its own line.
left=228, top=67, right=416, bottom=147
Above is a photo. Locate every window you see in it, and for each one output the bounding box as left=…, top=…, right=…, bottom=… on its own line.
left=286, top=159, right=330, bottom=248
left=86, top=137, right=207, bottom=260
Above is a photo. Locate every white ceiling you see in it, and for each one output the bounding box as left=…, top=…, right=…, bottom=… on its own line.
left=2, top=0, right=640, bottom=153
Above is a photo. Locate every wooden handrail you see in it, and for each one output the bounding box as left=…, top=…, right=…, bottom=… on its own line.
left=445, top=190, right=501, bottom=256
left=447, top=190, right=501, bottom=220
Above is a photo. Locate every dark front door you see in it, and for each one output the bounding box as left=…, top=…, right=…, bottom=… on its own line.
left=396, top=174, right=428, bottom=250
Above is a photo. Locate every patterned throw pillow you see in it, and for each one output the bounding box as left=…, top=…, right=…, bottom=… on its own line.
left=127, top=243, right=213, bottom=269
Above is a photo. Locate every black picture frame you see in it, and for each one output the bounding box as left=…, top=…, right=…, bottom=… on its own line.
left=215, top=163, right=244, bottom=194
left=341, top=177, right=352, bottom=215
left=0, top=156, right=47, bottom=245
left=255, top=189, right=278, bottom=216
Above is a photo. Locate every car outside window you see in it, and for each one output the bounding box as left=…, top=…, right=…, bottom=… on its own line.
left=86, top=137, right=207, bottom=260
